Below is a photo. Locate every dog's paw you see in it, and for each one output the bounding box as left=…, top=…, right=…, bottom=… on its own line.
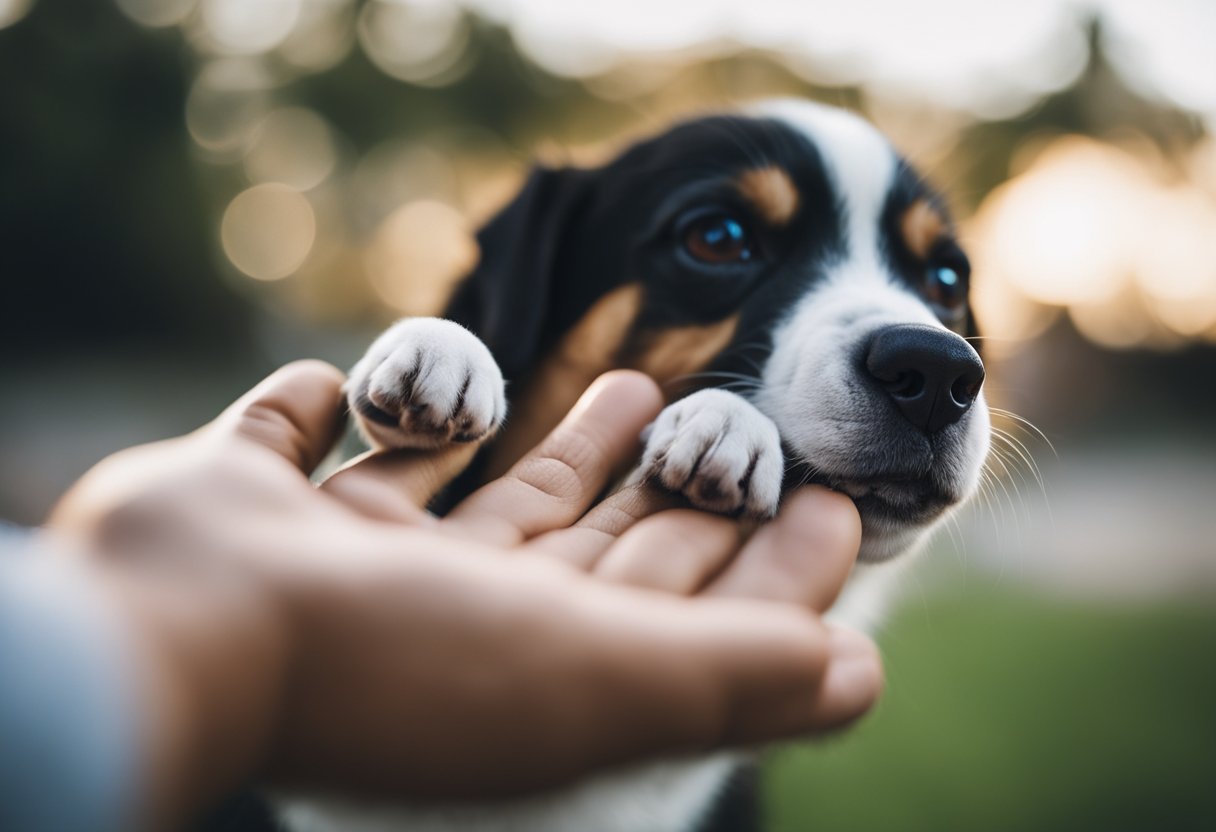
left=640, top=389, right=784, bottom=517
left=346, top=318, right=506, bottom=449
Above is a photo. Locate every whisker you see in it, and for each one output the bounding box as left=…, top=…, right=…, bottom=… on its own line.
left=986, top=442, right=1032, bottom=536
left=974, top=466, right=1004, bottom=540
left=989, top=407, right=1059, bottom=461
left=982, top=460, right=1017, bottom=542
left=993, top=451, right=1035, bottom=526
left=983, top=453, right=1023, bottom=544
left=730, top=340, right=775, bottom=355
left=991, top=428, right=1054, bottom=531
left=941, top=509, right=967, bottom=571
left=991, top=428, right=1043, bottom=492
left=667, top=370, right=761, bottom=386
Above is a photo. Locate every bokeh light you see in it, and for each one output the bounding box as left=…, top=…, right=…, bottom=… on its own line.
left=979, top=138, right=1142, bottom=307
left=186, top=59, right=273, bottom=158
left=971, top=134, right=1216, bottom=350
left=1100, top=0, right=1216, bottom=116
left=115, top=0, right=196, bottom=28
left=0, top=0, right=33, bottom=30
left=278, top=0, right=356, bottom=71
left=202, top=0, right=301, bottom=55
left=221, top=183, right=316, bottom=281
left=1069, top=284, right=1169, bottom=350
left=1132, top=186, right=1216, bottom=305
left=357, top=0, right=471, bottom=86
left=351, top=141, right=458, bottom=233
left=366, top=199, right=478, bottom=315
left=243, top=107, right=338, bottom=191
left=468, top=0, right=1089, bottom=116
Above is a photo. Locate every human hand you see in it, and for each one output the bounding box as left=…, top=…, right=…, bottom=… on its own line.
left=46, top=361, right=880, bottom=828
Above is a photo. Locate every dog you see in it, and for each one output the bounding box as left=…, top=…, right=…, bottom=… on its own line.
left=283, top=98, right=991, bottom=832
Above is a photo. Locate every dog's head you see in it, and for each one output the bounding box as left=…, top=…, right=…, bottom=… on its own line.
left=448, top=99, right=990, bottom=561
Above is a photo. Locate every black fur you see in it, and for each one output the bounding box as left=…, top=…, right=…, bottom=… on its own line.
left=694, top=762, right=764, bottom=832
left=447, top=166, right=592, bottom=380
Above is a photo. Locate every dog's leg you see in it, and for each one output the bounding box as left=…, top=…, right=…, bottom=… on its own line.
left=640, top=389, right=784, bottom=517
left=346, top=318, right=507, bottom=450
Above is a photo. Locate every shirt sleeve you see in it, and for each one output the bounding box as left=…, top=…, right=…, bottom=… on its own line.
left=0, top=523, right=140, bottom=832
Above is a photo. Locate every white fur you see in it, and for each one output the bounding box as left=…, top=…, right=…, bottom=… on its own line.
left=282, top=756, right=739, bottom=832
left=639, top=389, right=784, bottom=516
left=748, top=101, right=991, bottom=562
left=347, top=318, right=506, bottom=449
left=752, top=266, right=991, bottom=562
left=754, top=98, right=896, bottom=265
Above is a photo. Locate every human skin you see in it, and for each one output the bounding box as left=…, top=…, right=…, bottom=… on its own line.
left=44, top=361, right=880, bottom=831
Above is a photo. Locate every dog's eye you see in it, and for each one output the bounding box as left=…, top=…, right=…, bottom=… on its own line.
left=683, top=214, right=754, bottom=265
left=925, top=263, right=967, bottom=311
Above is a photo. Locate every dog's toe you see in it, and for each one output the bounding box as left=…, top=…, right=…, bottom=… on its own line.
left=642, top=389, right=783, bottom=517
left=347, top=318, right=506, bottom=450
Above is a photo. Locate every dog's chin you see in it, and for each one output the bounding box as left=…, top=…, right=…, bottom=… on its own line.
left=786, top=460, right=965, bottom=563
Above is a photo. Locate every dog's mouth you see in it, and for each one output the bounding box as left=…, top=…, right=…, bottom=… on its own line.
left=784, top=458, right=961, bottom=528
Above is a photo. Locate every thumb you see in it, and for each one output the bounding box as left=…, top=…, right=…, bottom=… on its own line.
left=213, top=360, right=348, bottom=473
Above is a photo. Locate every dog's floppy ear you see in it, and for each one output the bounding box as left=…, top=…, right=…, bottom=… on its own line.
left=445, top=165, right=586, bottom=381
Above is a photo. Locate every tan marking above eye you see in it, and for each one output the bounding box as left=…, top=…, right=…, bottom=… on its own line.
left=735, top=166, right=799, bottom=226
left=899, top=198, right=948, bottom=261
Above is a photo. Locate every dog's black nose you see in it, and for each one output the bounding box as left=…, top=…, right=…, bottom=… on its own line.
left=865, top=324, right=984, bottom=434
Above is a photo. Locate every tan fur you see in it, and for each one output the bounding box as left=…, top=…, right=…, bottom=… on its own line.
left=627, top=315, right=741, bottom=390
left=735, top=166, right=799, bottom=225
left=485, top=284, right=643, bottom=477
left=899, top=198, right=947, bottom=260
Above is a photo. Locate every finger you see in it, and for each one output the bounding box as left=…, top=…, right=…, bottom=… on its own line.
left=706, top=486, right=861, bottom=613
left=651, top=609, right=881, bottom=744
left=213, top=360, right=347, bottom=473
left=443, top=371, right=664, bottom=546
left=319, top=444, right=479, bottom=525
left=591, top=510, right=743, bottom=592
left=807, top=626, right=885, bottom=730
left=562, top=591, right=878, bottom=769
left=709, top=622, right=883, bottom=742
left=525, top=482, right=682, bottom=569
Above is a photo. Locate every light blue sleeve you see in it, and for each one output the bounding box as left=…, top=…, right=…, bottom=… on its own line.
left=0, top=523, right=140, bottom=832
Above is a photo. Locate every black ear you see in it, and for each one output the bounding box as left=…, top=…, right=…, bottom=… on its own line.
left=445, top=165, right=586, bottom=382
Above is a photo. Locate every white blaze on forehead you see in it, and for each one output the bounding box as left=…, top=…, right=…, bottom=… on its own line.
left=753, top=99, right=897, bottom=263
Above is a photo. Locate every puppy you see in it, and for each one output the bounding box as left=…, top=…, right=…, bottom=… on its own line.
left=286, top=98, right=991, bottom=832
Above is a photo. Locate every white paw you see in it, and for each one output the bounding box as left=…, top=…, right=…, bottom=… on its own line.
left=640, top=389, right=784, bottom=517
left=346, top=318, right=506, bottom=450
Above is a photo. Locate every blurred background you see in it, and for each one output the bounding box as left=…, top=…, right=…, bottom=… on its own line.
left=1, top=0, right=1213, bottom=829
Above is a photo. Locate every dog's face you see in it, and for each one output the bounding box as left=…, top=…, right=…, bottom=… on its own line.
left=450, top=99, right=990, bottom=561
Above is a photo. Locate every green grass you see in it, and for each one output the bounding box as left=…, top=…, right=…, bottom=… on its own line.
left=764, top=586, right=1216, bottom=832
